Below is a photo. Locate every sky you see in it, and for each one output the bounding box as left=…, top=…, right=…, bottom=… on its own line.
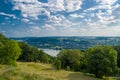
left=0, top=0, right=120, bottom=37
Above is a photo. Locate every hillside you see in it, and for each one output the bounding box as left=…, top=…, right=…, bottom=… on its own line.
left=0, top=33, right=7, bottom=41
left=11, top=37, right=120, bottom=50
left=0, top=62, right=101, bottom=80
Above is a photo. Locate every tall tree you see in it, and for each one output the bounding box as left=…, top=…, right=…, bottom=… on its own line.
left=54, top=60, right=61, bottom=70
left=87, top=46, right=117, bottom=78
left=18, top=42, right=51, bottom=63
left=0, top=40, right=21, bottom=65
left=113, top=46, right=120, bottom=67
left=18, top=42, right=39, bottom=62
left=57, top=49, right=84, bottom=71
left=38, top=50, right=49, bottom=63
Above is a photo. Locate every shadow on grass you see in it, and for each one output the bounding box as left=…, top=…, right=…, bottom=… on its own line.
left=42, top=67, right=55, bottom=71
left=67, top=72, right=101, bottom=80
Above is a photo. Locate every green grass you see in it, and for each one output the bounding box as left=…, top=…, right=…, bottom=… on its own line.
left=0, top=62, right=101, bottom=80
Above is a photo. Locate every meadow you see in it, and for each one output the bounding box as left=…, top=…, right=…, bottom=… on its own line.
left=0, top=62, right=101, bottom=80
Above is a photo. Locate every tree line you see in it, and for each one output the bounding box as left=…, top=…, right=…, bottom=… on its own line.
left=54, top=46, right=120, bottom=78
left=0, top=34, right=54, bottom=66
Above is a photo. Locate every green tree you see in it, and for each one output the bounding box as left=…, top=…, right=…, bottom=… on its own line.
left=0, top=40, right=21, bottom=65
left=113, top=46, right=120, bottom=67
left=18, top=42, right=53, bottom=63
left=0, top=34, right=8, bottom=47
left=0, top=33, right=7, bottom=41
left=54, top=60, right=61, bottom=70
left=18, top=42, right=40, bottom=62
left=18, top=42, right=31, bottom=61
left=87, top=46, right=117, bottom=78
left=38, top=50, right=49, bottom=63
left=57, top=49, right=84, bottom=71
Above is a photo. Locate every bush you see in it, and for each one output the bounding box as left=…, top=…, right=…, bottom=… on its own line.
left=0, top=40, right=21, bottom=66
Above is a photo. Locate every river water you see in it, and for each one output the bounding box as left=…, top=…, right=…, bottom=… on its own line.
left=39, top=48, right=60, bottom=56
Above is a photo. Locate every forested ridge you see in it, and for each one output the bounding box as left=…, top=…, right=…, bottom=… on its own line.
left=12, top=37, right=120, bottom=50
left=0, top=33, right=120, bottom=80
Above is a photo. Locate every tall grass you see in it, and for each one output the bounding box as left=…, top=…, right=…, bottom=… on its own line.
left=0, top=65, right=54, bottom=80
left=0, top=62, right=102, bottom=80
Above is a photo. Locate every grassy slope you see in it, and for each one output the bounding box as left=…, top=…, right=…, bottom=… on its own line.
left=0, top=62, right=101, bottom=80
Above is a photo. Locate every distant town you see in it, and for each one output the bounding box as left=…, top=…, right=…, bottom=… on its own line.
left=12, top=36, right=120, bottom=50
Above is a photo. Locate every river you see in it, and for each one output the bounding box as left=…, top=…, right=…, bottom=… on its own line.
left=39, top=48, right=60, bottom=56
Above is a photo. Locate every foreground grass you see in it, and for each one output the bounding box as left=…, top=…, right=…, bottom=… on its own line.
left=0, top=62, right=101, bottom=80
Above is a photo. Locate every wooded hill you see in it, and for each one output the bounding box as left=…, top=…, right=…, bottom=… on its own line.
left=0, top=33, right=120, bottom=79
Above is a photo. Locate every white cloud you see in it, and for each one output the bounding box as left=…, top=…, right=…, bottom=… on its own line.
left=12, top=0, right=82, bottom=20
left=48, top=14, right=65, bottom=24
left=12, top=0, right=48, bottom=19
left=43, top=10, right=51, bottom=17
left=64, top=0, right=82, bottom=12
left=84, top=1, right=119, bottom=13
left=0, top=12, right=16, bottom=19
left=70, top=13, right=84, bottom=18
left=82, top=0, right=120, bottom=29
left=84, top=5, right=112, bottom=12
left=48, top=0, right=65, bottom=12
left=95, top=0, right=117, bottom=5
left=21, top=18, right=29, bottom=22
left=2, top=0, right=119, bottom=37
left=94, top=9, right=117, bottom=25
left=89, top=26, right=120, bottom=36
left=54, top=18, right=72, bottom=28
left=43, top=24, right=56, bottom=31
left=30, top=26, right=41, bottom=32
left=48, top=0, right=82, bottom=12
left=12, top=0, right=37, bottom=3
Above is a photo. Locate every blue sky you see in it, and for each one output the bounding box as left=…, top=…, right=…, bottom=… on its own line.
left=0, top=0, right=120, bottom=37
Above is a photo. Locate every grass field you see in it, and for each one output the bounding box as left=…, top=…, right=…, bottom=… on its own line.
left=0, top=62, right=101, bottom=80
